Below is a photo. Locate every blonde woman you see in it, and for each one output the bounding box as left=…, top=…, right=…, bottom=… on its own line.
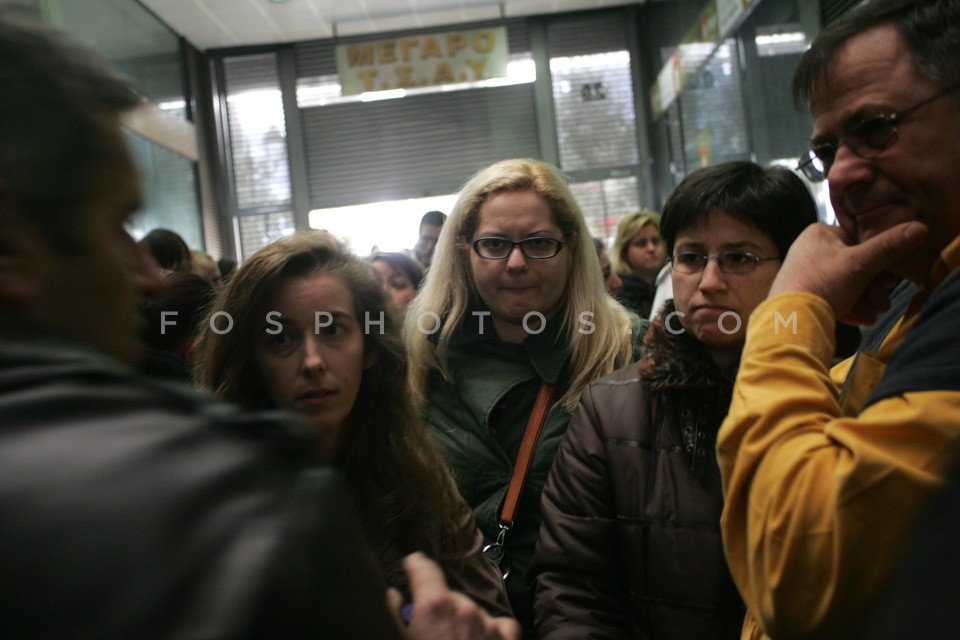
left=611, top=210, right=667, bottom=318
left=405, top=158, right=642, bottom=636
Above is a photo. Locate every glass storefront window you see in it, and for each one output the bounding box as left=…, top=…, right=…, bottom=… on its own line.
left=221, top=53, right=294, bottom=259
left=41, top=0, right=185, bottom=113
left=651, top=0, right=821, bottom=212
left=309, top=195, right=457, bottom=257
left=551, top=50, right=640, bottom=171
left=22, top=0, right=204, bottom=252
left=126, top=134, right=203, bottom=249
left=569, top=177, right=641, bottom=246
left=237, top=212, right=297, bottom=259
left=738, top=0, right=837, bottom=223
left=672, top=39, right=750, bottom=173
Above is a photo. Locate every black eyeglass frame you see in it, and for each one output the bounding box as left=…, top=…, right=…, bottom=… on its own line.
left=471, top=236, right=566, bottom=260
left=797, top=82, right=960, bottom=182
left=669, top=251, right=781, bottom=275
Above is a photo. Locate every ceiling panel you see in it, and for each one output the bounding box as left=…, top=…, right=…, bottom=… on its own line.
left=138, top=0, right=640, bottom=50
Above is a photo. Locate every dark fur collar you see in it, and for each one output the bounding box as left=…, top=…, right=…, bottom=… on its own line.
left=637, top=300, right=738, bottom=393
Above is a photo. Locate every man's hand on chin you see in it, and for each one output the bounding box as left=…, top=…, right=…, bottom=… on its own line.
left=768, top=221, right=927, bottom=325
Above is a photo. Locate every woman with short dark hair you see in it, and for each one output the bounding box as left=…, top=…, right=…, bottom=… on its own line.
left=532, top=161, right=818, bottom=640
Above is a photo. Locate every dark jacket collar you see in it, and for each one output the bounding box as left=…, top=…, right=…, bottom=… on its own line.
left=0, top=330, right=130, bottom=390
left=444, top=302, right=570, bottom=385
left=637, top=300, right=738, bottom=393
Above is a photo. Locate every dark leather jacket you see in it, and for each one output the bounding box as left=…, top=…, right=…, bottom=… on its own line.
left=0, top=335, right=400, bottom=639
left=532, top=307, right=745, bottom=639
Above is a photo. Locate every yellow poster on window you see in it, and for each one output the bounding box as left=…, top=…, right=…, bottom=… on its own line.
left=336, top=26, right=510, bottom=96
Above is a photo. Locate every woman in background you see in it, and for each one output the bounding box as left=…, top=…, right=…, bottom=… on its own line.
left=139, top=271, right=214, bottom=383
left=370, top=251, right=424, bottom=314
left=593, top=237, right=623, bottom=297
left=612, top=210, right=667, bottom=318
left=193, top=230, right=511, bottom=618
left=139, top=227, right=194, bottom=273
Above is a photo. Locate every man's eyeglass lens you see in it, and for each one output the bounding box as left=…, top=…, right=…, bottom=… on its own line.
left=797, top=116, right=900, bottom=182
left=798, top=82, right=960, bottom=182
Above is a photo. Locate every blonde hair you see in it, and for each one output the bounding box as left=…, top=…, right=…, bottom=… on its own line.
left=405, top=158, right=636, bottom=412
left=611, top=209, right=661, bottom=276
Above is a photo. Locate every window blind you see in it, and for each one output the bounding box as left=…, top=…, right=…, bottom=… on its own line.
left=295, top=22, right=539, bottom=209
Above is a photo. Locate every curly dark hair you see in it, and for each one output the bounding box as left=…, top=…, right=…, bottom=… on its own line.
left=194, top=231, right=473, bottom=567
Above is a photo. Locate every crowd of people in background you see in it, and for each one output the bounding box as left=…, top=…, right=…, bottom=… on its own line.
left=3, top=0, right=960, bottom=638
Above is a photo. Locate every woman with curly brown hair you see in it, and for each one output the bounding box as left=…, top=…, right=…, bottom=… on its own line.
left=193, top=230, right=511, bottom=618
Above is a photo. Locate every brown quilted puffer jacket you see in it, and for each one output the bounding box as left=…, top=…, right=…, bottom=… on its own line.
left=532, top=302, right=745, bottom=640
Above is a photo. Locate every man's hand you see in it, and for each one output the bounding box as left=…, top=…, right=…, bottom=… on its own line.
left=768, top=221, right=927, bottom=325
left=396, top=552, right=519, bottom=640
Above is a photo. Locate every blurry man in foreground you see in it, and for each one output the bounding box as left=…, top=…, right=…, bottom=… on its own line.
left=0, top=9, right=516, bottom=640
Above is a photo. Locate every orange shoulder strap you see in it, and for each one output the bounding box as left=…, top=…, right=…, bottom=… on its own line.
left=498, top=381, right=557, bottom=526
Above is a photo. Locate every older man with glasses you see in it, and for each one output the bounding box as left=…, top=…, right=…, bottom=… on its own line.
left=715, top=1, right=960, bottom=639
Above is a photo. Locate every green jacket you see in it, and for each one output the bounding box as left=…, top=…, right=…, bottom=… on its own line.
left=425, top=311, right=645, bottom=636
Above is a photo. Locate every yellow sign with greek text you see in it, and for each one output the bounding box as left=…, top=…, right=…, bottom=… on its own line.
left=335, top=26, right=509, bottom=96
